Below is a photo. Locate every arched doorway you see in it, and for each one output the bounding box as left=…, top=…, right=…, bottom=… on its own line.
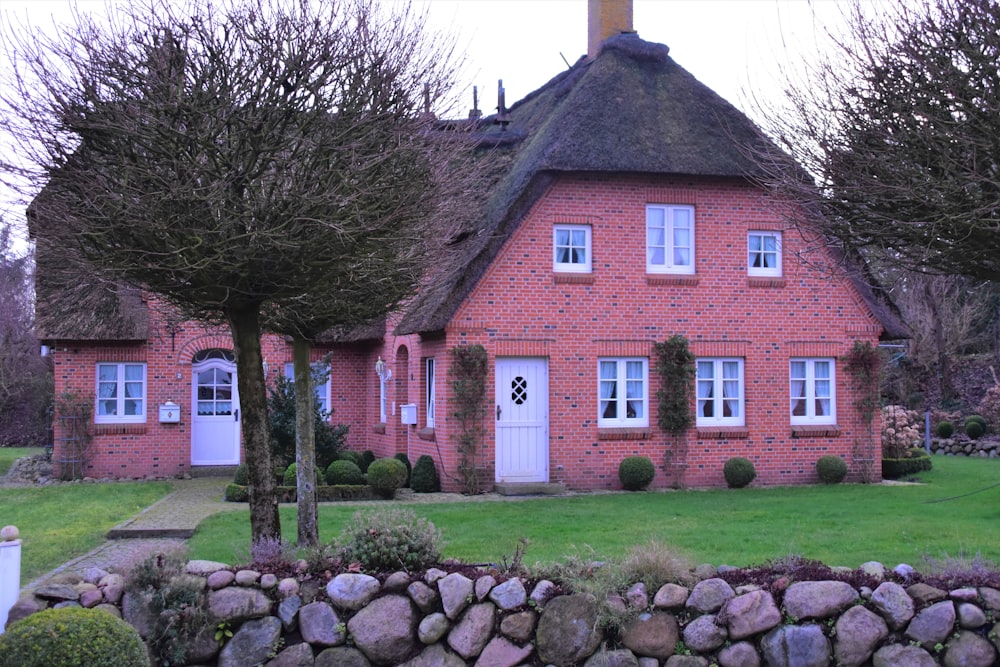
left=191, top=349, right=240, bottom=465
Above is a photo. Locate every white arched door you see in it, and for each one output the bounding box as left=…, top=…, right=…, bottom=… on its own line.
left=191, top=356, right=240, bottom=465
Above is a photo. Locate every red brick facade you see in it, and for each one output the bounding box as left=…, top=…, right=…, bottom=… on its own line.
left=50, top=173, right=886, bottom=490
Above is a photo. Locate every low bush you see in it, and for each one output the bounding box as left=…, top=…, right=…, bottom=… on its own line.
left=233, top=464, right=248, bottom=486
left=618, top=456, right=656, bottom=491
left=936, top=421, right=955, bottom=438
left=882, top=405, right=921, bottom=458
left=338, top=451, right=363, bottom=467
left=816, top=455, right=848, bottom=484
left=394, top=453, right=412, bottom=487
left=965, top=415, right=987, bottom=439
left=410, top=455, right=441, bottom=493
left=0, top=607, right=149, bottom=667
left=336, top=507, right=442, bottom=572
left=360, top=450, right=376, bottom=472
left=326, top=459, right=364, bottom=486
left=224, top=483, right=249, bottom=502
left=723, top=457, right=756, bottom=488
left=282, top=463, right=297, bottom=487
left=366, top=457, right=408, bottom=498
left=882, top=450, right=933, bottom=479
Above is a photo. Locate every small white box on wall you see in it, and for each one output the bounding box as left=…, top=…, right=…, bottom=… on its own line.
left=400, top=403, right=417, bottom=425
left=158, top=402, right=181, bottom=423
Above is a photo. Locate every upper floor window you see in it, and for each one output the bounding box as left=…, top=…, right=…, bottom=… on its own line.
left=748, top=231, right=782, bottom=277
left=790, top=358, right=835, bottom=424
left=646, top=205, right=694, bottom=274
left=696, top=358, right=744, bottom=426
left=598, top=358, right=648, bottom=427
left=425, top=358, right=436, bottom=428
left=283, top=362, right=331, bottom=415
left=553, top=225, right=592, bottom=273
left=96, top=363, right=146, bottom=423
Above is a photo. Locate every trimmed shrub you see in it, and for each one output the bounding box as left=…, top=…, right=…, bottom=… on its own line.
left=410, top=455, right=441, bottom=493
left=336, top=507, right=442, bottom=572
left=882, top=451, right=933, bottom=479
left=936, top=421, right=955, bottom=438
left=360, top=450, right=376, bottom=472
left=338, top=450, right=363, bottom=467
left=618, top=456, right=656, bottom=491
left=282, top=463, right=297, bottom=487
left=965, top=415, right=987, bottom=439
left=233, top=464, right=249, bottom=486
left=816, top=455, right=848, bottom=484
left=394, top=452, right=412, bottom=487
left=0, top=607, right=149, bottom=667
left=326, top=459, right=364, bottom=486
left=224, top=483, right=249, bottom=502
left=723, top=457, right=756, bottom=488
left=366, top=457, right=408, bottom=498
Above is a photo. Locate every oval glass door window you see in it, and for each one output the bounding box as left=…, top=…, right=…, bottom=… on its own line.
left=511, top=376, right=528, bottom=405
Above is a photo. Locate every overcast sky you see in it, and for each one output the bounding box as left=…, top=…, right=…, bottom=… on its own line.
left=0, top=0, right=854, bottom=249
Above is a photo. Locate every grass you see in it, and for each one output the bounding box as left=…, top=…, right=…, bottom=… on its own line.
left=188, top=456, right=1000, bottom=571
left=0, top=482, right=172, bottom=582
left=0, top=447, right=44, bottom=476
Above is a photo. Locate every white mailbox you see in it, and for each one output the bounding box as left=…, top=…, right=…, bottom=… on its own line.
left=158, top=401, right=181, bottom=423
left=400, top=403, right=417, bottom=425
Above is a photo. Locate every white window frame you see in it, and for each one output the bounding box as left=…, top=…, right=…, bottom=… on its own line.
left=283, top=362, right=331, bottom=415
left=748, top=231, right=782, bottom=277
left=425, top=358, right=436, bottom=428
left=598, top=358, right=649, bottom=427
left=790, top=358, right=836, bottom=425
left=379, top=375, right=388, bottom=423
left=95, top=362, right=147, bottom=423
left=696, top=358, right=745, bottom=427
left=553, top=224, right=592, bottom=273
left=646, top=204, right=695, bottom=274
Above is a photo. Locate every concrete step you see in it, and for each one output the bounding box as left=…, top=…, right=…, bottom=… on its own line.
left=189, top=465, right=239, bottom=478
left=494, top=482, right=567, bottom=496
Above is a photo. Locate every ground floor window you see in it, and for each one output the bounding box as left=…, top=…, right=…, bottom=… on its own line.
left=696, top=358, right=744, bottom=426
left=598, top=358, right=648, bottom=427
left=96, top=362, right=146, bottom=423
left=790, top=358, right=835, bottom=424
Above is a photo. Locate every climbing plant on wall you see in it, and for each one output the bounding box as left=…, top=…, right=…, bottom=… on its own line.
left=655, top=335, right=696, bottom=434
left=449, top=344, right=488, bottom=494
left=843, top=340, right=883, bottom=483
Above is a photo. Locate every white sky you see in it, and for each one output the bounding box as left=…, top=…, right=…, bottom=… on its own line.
left=0, top=0, right=854, bottom=250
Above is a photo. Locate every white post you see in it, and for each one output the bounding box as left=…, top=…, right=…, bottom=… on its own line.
left=0, top=525, right=21, bottom=634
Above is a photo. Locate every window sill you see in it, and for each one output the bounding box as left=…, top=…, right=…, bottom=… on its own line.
left=646, top=275, right=699, bottom=287
left=372, top=422, right=386, bottom=434
left=597, top=427, right=651, bottom=441
left=93, top=423, right=147, bottom=436
left=554, top=273, right=595, bottom=285
left=791, top=425, right=840, bottom=438
left=747, top=277, right=786, bottom=288
left=696, top=427, right=749, bottom=439
left=417, top=428, right=436, bottom=442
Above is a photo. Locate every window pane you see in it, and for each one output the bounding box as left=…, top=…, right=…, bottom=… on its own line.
left=198, top=402, right=214, bottom=415
left=124, top=399, right=142, bottom=416
left=571, top=230, right=586, bottom=246
left=555, top=229, right=570, bottom=246
left=814, top=362, right=830, bottom=379
left=763, top=235, right=777, bottom=251
left=216, top=402, right=232, bottom=415
left=674, top=248, right=690, bottom=266
left=98, top=365, right=117, bottom=382
left=556, top=247, right=571, bottom=263
left=790, top=361, right=806, bottom=379
left=99, top=400, right=117, bottom=416
left=124, top=382, right=143, bottom=398
left=748, top=235, right=762, bottom=251
left=124, top=365, right=144, bottom=381
left=98, top=382, right=117, bottom=399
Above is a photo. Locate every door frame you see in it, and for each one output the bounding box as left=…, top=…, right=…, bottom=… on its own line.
left=190, top=357, right=241, bottom=466
left=494, top=357, right=550, bottom=483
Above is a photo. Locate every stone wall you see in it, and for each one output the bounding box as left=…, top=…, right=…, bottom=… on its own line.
left=8, top=559, right=1000, bottom=667
left=930, top=438, right=1000, bottom=458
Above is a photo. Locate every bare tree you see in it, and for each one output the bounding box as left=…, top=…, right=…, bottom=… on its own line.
left=2, top=0, right=467, bottom=541
left=754, top=0, right=1000, bottom=282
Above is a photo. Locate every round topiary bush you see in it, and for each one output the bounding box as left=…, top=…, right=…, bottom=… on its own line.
left=966, top=419, right=985, bottom=440
left=282, top=463, right=297, bottom=486
left=0, top=607, right=149, bottom=667
left=233, top=463, right=248, bottom=486
left=618, top=456, right=656, bottom=491
left=723, top=457, right=756, bottom=488
left=410, top=455, right=441, bottom=493
left=366, top=457, right=408, bottom=498
left=816, top=455, right=848, bottom=484
left=936, top=421, right=954, bottom=438
left=326, top=459, right=364, bottom=486
left=338, top=450, right=362, bottom=466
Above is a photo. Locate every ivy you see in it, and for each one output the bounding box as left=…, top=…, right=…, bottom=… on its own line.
left=449, top=344, right=488, bottom=494
left=655, top=335, right=696, bottom=434
left=843, top=341, right=882, bottom=424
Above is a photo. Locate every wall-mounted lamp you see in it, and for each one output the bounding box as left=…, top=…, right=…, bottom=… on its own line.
left=375, top=356, right=392, bottom=382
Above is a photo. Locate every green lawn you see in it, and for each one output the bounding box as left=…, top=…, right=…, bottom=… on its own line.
left=0, top=482, right=172, bottom=582
left=0, top=447, right=44, bottom=476
left=188, top=456, right=1000, bottom=571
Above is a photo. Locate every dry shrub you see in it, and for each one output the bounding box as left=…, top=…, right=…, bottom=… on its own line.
left=882, top=405, right=921, bottom=457
left=975, top=385, right=1000, bottom=431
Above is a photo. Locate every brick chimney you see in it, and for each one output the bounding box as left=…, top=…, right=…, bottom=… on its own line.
left=588, top=0, right=634, bottom=60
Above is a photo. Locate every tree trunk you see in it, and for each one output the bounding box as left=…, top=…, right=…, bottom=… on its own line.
left=293, top=336, right=319, bottom=548
left=227, top=306, right=281, bottom=544
left=923, top=281, right=955, bottom=402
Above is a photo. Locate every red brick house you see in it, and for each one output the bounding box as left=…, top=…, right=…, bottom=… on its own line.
left=37, top=2, right=906, bottom=490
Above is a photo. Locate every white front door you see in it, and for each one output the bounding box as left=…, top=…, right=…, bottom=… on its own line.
left=495, top=358, right=549, bottom=482
left=191, top=359, right=240, bottom=465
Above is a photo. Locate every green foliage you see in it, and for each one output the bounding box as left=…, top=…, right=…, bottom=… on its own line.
left=336, top=507, right=443, bottom=572
left=936, top=421, right=955, bottom=438
left=618, top=456, right=656, bottom=491
left=882, top=451, right=933, bottom=479
left=282, top=463, right=297, bottom=487
left=338, top=450, right=363, bottom=467
left=723, top=457, right=756, bottom=488
left=366, top=457, right=408, bottom=498
left=0, top=607, right=149, bottom=667
left=394, top=453, right=412, bottom=487
left=233, top=464, right=249, bottom=486
left=224, top=483, right=249, bottom=502
left=360, top=450, right=376, bottom=473
left=325, top=459, right=364, bottom=486
left=450, top=344, right=489, bottom=494
left=268, top=373, right=348, bottom=470
left=410, top=454, right=441, bottom=493
left=816, top=455, right=848, bottom=484
left=654, top=335, right=696, bottom=434
left=965, top=415, right=987, bottom=438
left=843, top=341, right=882, bottom=424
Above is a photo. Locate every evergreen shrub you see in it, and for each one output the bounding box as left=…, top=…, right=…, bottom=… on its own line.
left=233, top=464, right=248, bottom=486
left=394, top=452, right=412, bottom=486
left=618, top=456, right=656, bottom=491
left=0, top=607, right=149, bottom=667
left=816, top=455, right=848, bottom=484
left=325, top=459, right=364, bottom=486
left=723, top=457, right=756, bottom=488
left=336, top=507, right=442, bottom=572
left=936, top=421, right=954, bottom=438
left=410, top=455, right=441, bottom=493
left=282, top=463, right=297, bottom=487
left=366, top=457, right=408, bottom=498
